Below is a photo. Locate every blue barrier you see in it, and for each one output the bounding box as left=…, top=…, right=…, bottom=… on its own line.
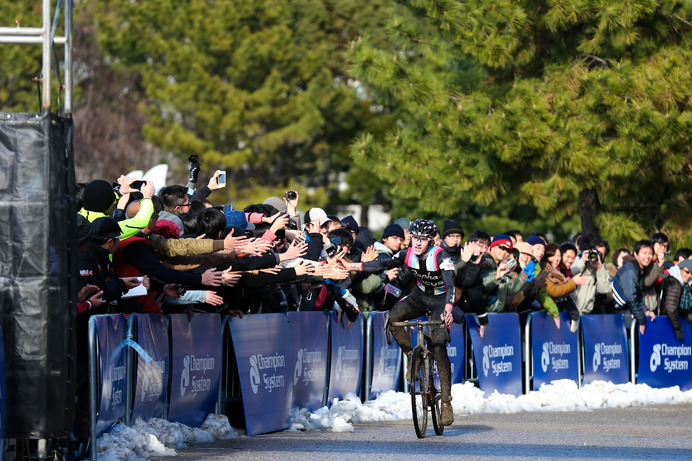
left=581, top=315, right=629, bottom=385
left=286, top=311, right=329, bottom=411
left=637, top=317, right=692, bottom=391
left=167, top=314, right=223, bottom=427
left=228, top=313, right=294, bottom=435
left=468, top=313, right=523, bottom=397
left=447, top=322, right=466, bottom=384
left=327, top=310, right=363, bottom=403
left=85, top=310, right=692, bottom=447
left=529, top=312, right=580, bottom=391
left=130, top=314, right=170, bottom=422
left=90, top=315, right=128, bottom=437
left=368, top=312, right=401, bottom=399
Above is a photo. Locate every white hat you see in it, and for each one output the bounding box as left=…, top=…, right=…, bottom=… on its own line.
left=304, top=207, right=330, bottom=227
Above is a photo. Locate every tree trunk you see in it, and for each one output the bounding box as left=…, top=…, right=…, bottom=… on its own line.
left=360, top=204, right=369, bottom=229
left=578, top=188, right=600, bottom=234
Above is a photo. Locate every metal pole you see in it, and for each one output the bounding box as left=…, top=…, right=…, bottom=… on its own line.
left=64, top=0, right=73, bottom=115
left=576, top=318, right=582, bottom=388
left=630, top=319, right=637, bottom=383
left=88, top=318, right=99, bottom=461
left=42, top=0, right=51, bottom=109
left=323, top=312, right=331, bottom=408
left=125, top=316, right=136, bottom=426
left=523, top=314, right=532, bottom=394
left=363, top=313, right=372, bottom=402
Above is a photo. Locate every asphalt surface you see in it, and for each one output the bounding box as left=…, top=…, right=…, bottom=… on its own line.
left=174, top=403, right=692, bottom=461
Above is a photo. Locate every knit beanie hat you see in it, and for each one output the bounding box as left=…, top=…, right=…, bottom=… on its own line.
left=526, top=232, right=546, bottom=247
left=153, top=219, right=181, bottom=239
left=83, top=179, right=116, bottom=212
left=442, top=219, right=464, bottom=239
left=489, top=234, right=513, bottom=251
left=382, top=223, right=405, bottom=240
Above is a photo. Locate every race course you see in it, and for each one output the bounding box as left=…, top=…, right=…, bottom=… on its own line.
left=175, top=403, right=692, bottom=461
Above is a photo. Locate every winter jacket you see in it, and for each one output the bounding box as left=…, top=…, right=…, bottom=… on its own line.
left=615, top=256, right=648, bottom=326
left=571, top=257, right=612, bottom=315
left=481, top=257, right=530, bottom=313
left=658, top=265, right=692, bottom=338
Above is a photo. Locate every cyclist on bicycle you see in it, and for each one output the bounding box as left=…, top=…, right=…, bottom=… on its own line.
left=342, top=219, right=456, bottom=426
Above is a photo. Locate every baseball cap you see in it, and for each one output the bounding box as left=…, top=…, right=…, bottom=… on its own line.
left=304, top=207, right=330, bottom=227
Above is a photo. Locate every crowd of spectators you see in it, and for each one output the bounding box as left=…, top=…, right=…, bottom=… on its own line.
left=73, top=169, right=692, bottom=342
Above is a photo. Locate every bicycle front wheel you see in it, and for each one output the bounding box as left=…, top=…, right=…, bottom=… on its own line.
left=410, top=347, right=428, bottom=438
left=429, top=364, right=444, bottom=436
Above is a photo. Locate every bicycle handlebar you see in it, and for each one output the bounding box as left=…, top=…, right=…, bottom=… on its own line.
left=390, top=320, right=446, bottom=328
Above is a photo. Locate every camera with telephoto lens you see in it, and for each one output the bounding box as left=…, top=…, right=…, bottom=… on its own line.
left=586, top=249, right=602, bottom=263
left=188, top=154, right=201, bottom=183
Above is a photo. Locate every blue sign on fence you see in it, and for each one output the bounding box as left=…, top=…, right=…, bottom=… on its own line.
left=637, top=317, right=692, bottom=391
left=369, top=312, right=401, bottom=399
left=530, top=312, right=579, bottom=390
left=286, top=311, right=329, bottom=411
left=327, top=311, right=363, bottom=403
left=93, top=315, right=128, bottom=436
left=467, top=313, right=523, bottom=397
left=581, top=314, right=629, bottom=385
left=168, top=314, right=223, bottom=427
left=448, top=322, right=465, bottom=384
left=131, top=314, right=170, bottom=421
left=229, top=313, right=294, bottom=435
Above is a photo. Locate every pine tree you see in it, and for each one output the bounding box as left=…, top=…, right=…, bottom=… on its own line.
left=93, top=0, right=394, bottom=208
left=349, top=0, right=692, bottom=247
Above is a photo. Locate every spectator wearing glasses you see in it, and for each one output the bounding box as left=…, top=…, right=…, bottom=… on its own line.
left=481, top=234, right=534, bottom=315
left=658, top=259, right=692, bottom=341
left=440, top=219, right=464, bottom=263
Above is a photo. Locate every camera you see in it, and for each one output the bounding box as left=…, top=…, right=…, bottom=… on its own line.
left=175, top=285, right=187, bottom=296
left=284, top=190, right=298, bottom=200
left=130, top=180, right=146, bottom=190
left=188, top=154, right=201, bottom=183
left=586, top=249, right=602, bottom=263
left=664, top=250, right=671, bottom=259
left=324, top=243, right=338, bottom=259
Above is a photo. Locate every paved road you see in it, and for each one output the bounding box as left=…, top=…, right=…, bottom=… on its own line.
left=176, top=404, right=692, bottom=461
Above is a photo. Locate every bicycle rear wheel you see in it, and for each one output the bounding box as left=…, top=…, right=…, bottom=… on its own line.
left=410, top=347, right=428, bottom=438
left=429, top=364, right=444, bottom=435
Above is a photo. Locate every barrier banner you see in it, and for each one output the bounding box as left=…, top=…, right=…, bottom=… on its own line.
left=168, top=314, right=223, bottom=427
left=93, top=315, right=128, bottom=436
left=530, top=312, right=579, bottom=390
left=637, top=317, right=692, bottom=391
left=581, top=315, right=629, bottom=385
left=131, top=314, right=170, bottom=421
left=448, top=322, right=466, bottom=384
left=467, top=313, right=522, bottom=397
left=327, top=311, right=363, bottom=403
left=286, top=311, right=329, bottom=411
left=229, top=313, right=294, bottom=435
left=369, top=312, right=401, bottom=399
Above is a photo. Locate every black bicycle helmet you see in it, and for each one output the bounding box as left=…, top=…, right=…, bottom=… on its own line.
left=409, top=219, right=437, bottom=241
